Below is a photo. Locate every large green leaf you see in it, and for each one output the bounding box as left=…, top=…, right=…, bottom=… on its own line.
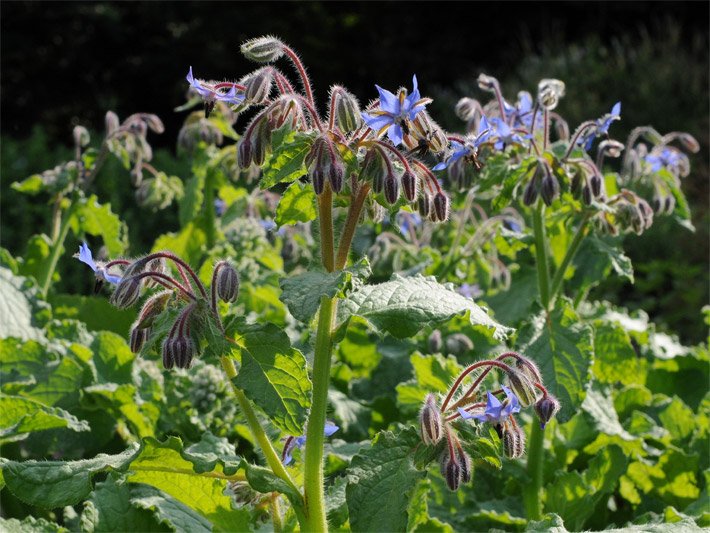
left=337, top=274, right=511, bottom=341
left=260, top=126, right=314, bottom=189
left=0, top=267, right=48, bottom=341
left=0, top=516, right=68, bottom=533
left=50, top=294, right=135, bottom=337
left=346, top=428, right=426, bottom=533
left=275, top=180, right=317, bottom=226
left=279, top=270, right=351, bottom=324
left=571, top=235, right=633, bottom=290
left=231, top=322, right=312, bottom=434
left=592, top=321, right=646, bottom=385
left=0, top=395, right=90, bottom=442
left=70, top=195, right=128, bottom=256
left=517, top=298, right=593, bottom=422
left=396, top=352, right=463, bottom=415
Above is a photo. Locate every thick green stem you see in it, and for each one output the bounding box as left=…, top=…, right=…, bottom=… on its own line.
left=318, top=187, right=335, bottom=273
left=219, top=356, right=300, bottom=498
left=204, top=168, right=217, bottom=249
left=523, top=422, right=545, bottom=520
left=548, top=215, right=591, bottom=307
left=40, top=199, right=78, bottom=297
left=270, top=494, right=283, bottom=533
left=302, top=296, right=337, bottom=532
left=532, top=202, right=551, bottom=309
left=335, top=184, right=369, bottom=270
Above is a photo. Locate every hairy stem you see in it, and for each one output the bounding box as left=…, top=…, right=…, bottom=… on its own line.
left=302, top=295, right=337, bottom=532
left=532, top=202, right=551, bottom=309
left=335, top=183, right=370, bottom=269
left=40, top=197, right=79, bottom=297
left=204, top=167, right=217, bottom=249
left=318, top=186, right=335, bottom=272
left=523, top=422, right=545, bottom=519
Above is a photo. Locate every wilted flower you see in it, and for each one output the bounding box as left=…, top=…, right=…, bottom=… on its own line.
left=457, top=385, right=521, bottom=425
left=361, top=75, right=429, bottom=146
left=75, top=243, right=121, bottom=285
left=282, top=421, right=339, bottom=465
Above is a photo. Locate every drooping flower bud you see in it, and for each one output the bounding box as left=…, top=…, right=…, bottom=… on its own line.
left=240, top=36, right=284, bottom=63
left=514, top=356, right=543, bottom=384
left=534, top=395, right=560, bottom=429
left=440, top=450, right=462, bottom=492
left=678, top=133, right=700, bottom=153
left=243, top=67, right=274, bottom=104
left=73, top=125, right=90, bottom=148
left=136, top=290, right=171, bottom=329
left=417, top=194, right=431, bottom=218
left=457, top=446, right=473, bottom=484
left=419, top=394, right=444, bottom=446
left=215, top=261, right=240, bottom=303
left=105, top=111, right=120, bottom=135
left=445, top=333, right=474, bottom=356
left=329, top=158, right=345, bottom=193
left=502, top=422, right=526, bottom=458
left=428, top=329, right=442, bottom=352
left=162, top=337, right=175, bottom=370
left=541, top=175, right=560, bottom=206
left=331, top=86, right=362, bottom=132
left=582, top=184, right=593, bottom=205
left=477, top=73, right=498, bottom=92
left=506, top=370, right=538, bottom=407
left=110, top=276, right=142, bottom=309
left=537, top=79, right=565, bottom=110
left=401, top=170, right=418, bottom=203
left=384, top=175, right=399, bottom=204
left=455, top=97, right=479, bottom=121
left=522, top=179, right=539, bottom=206
left=237, top=138, right=253, bottom=169
left=130, top=326, right=149, bottom=353
left=172, top=336, right=196, bottom=369
left=590, top=173, right=603, bottom=198
left=432, top=192, right=449, bottom=222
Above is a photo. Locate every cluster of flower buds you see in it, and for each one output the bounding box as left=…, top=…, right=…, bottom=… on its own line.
left=522, top=159, right=560, bottom=207
left=602, top=189, right=654, bottom=236
left=417, top=351, right=559, bottom=491
left=76, top=245, right=241, bottom=370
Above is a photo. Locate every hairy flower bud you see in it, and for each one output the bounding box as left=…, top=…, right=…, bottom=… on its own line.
left=678, top=133, right=700, bottom=153
left=477, top=73, right=498, bottom=92
left=105, top=111, right=120, bottom=135
left=173, top=336, right=195, bottom=369
left=420, top=394, right=444, bottom=446
left=401, top=170, right=418, bottom=202
left=136, top=290, right=171, bottom=329
left=534, top=395, right=560, bottom=429
left=216, top=261, right=240, bottom=303
left=432, top=192, right=449, bottom=222
left=243, top=67, right=274, bottom=104
left=417, top=194, right=431, bottom=218
left=590, top=173, right=603, bottom=198
left=522, top=179, right=539, bottom=206
left=514, top=356, right=543, bottom=384
left=329, top=159, right=345, bottom=193
left=130, top=326, right=149, bottom=353
left=455, top=97, right=479, bottom=121
left=503, top=422, right=526, bottom=458
left=541, top=175, right=560, bottom=206
left=162, top=337, right=175, bottom=370
left=428, top=329, right=442, bottom=352
left=384, top=175, right=399, bottom=204
left=73, top=125, right=90, bottom=148
left=537, top=79, right=565, bottom=110
left=241, top=36, right=284, bottom=63
left=237, top=138, right=253, bottom=169
left=110, top=276, right=141, bottom=309
left=506, top=370, right=537, bottom=407
left=143, top=114, right=165, bottom=134
left=457, top=447, right=473, bottom=484
left=332, top=87, right=362, bottom=132
left=582, top=184, right=593, bottom=205
left=445, top=333, right=474, bottom=356
left=312, top=168, right=326, bottom=195
left=441, top=453, right=461, bottom=491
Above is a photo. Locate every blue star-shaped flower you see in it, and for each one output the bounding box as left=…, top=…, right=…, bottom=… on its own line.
left=457, top=385, right=521, bottom=425
left=282, top=421, right=339, bottom=465
left=577, top=102, right=621, bottom=151
left=489, top=118, right=529, bottom=151
left=645, top=147, right=683, bottom=173
left=457, top=283, right=482, bottom=299
left=505, top=92, right=539, bottom=130
left=361, top=75, right=429, bottom=146
left=432, top=116, right=492, bottom=171
left=186, top=67, right=244, bottom=106
left=75, top=243, right=121, bottom=285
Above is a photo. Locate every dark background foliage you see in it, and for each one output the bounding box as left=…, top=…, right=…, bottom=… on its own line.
left=2, top=1, right=708, bottom=342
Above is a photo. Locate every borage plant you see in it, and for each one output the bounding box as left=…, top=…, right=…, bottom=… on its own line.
left=1, top=35, right=706, bottom=533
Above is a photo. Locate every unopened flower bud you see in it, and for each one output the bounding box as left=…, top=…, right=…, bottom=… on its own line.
left=329, top=160, right=344, bottom=193
left=537, top=79, right=565, bottom=110
left=534, top=395, right=560, bottom=429
left=445, top=333, right=474, bottom=356
left=105, top=111, right=120, bottom=135
left=506, top=370, right=537, bottom=407
left=522, top=179, right=539, bottom=206
left=244, top=67, right=274, bottom=104
left=162, top=338, right=175, bottom=370
left=455, top=97, right=479, bottom=121
left=432, top=192, right=449, bottom=222
left=599, top=140, right=624, bottom=158
left=417, top=194, right=431, bottom=218
left=514, top=356, right=543, bottom=384
left=216, top=261, right=240, bottom=303
left=477, top=73, right=498, bottom=92
left=419, top=394, right=444, bottom=446
left=590, top=174, right=603, bottom=198
left=237, top=138, right=253, bottom=169
left=384, top=175, right=399, bottom=204
left=678, top=133, right=700, bottom=153
left=428, top=329, right=442, bottom=352
left=541, top=175, right=559, bottom=206
left=172, top=336, right=195, bottom=369
left=582, top=184, right=593, bottom=205
left=110, top=276, right=141, bottom=309
left=136, top=290, right=171, bottom=329
left=401, top=170, right=418, bottom=202
left=332, top=87, right=362, bottom=132
left=241, top=36, right=284, bottom=63
left=130, top=326, right=149, bottom=353
left=440, top=451, right=462, bottom=492
left=503, top=422, right=526, bottom=458
left=143, top=114, right=165, bottom=134
left=457, top=447, right=473, bottom=484
left=73, top=126, right=90, bottom=148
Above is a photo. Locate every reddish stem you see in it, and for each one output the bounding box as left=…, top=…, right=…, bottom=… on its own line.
left=281, top=45, right=314, bottom=108
left=440, top=360, right=515, bottom=412
left=142, top=252, right=208, bottom=299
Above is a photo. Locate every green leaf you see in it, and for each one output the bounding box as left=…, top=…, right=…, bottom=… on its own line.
left=152, top=222, right=206, bottom=267
left=90, top=331, right=135, bottom=384
left=80, top=475, right=171, bottom=532
left=11, top=174, right=46, bottom=195
left=82, top=383, right=157, bottom=439
left=658, top=396, right=695, bottom=441
left=517, top=298, right=593, bottom=422
left=592, top=321, right=646, bottom=385
left=484, top=269, right=539, bottom=326
left=2, top=443, right=140, bottom=508
left=129, top=483, right=212, bottom=533
left=571, top=235, right=633, bottom=289
left=338, top=274, right=511, bottom=341
left=346, top=428, right=426, bottom=533
left=261, top=126, right=314, bottom=189
left=231, top=322, right=312, bottom=434
left=0, top=516, right=68, bottom=533
left=396, top=353, right=462, bottom=415
left=279, top=270, right=350, bottom=324
left=179, top=174, right=205, bottom=227
left=242, top=461, right=303, bottom=509
left=49, top=293, right=135, bottom=337
left=275, top=180, right=317, bottom=226
left=70, top=195, right=128, bottom=256
left=657, top=169, right=694, bottom=231
left=17, top=234, right=52, bottom=283
left=0, top=394, right=89, bottom=441
left=0, top=267, right=48, bottom=341
left=581, top=386, right=636, bottom=443
left=525, top=513, right=568, bottom=532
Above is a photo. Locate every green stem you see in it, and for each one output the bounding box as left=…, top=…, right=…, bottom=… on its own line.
left=335, top=184, right=369, bottom=270
left=302, top=296, right=337, bottom=532
left=270, top=494, right=283, bottom=533
left=523, top=422, right=545, bottom=520
left=440, top=191, right=475, bottom=277
left=318, top=187, right=335, bottom=273
left=532, top=202, right=551, bottom=309
left=204, top=168, right=217, bottom=249
left=40, top=198, right=79, bottom=297
left=548, top=214, right=591, bottom=307
left=219, top=356, right=300, bottom=498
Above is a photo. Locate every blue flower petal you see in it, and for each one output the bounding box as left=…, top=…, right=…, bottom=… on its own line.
left=362, top=112, right=393, bottom=131
left=77, top=243, right=98, bottom=272
left=376, top=85, right=400, bottom=115
left=388, top=124, right=404, bottom=146
left=324, top=421, right=339, bottom=437
left=611, top=101, right=621, bottom=117
left=432, top=161, right=448, bottom=171
left=457, top=407, right=475, bottom=420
